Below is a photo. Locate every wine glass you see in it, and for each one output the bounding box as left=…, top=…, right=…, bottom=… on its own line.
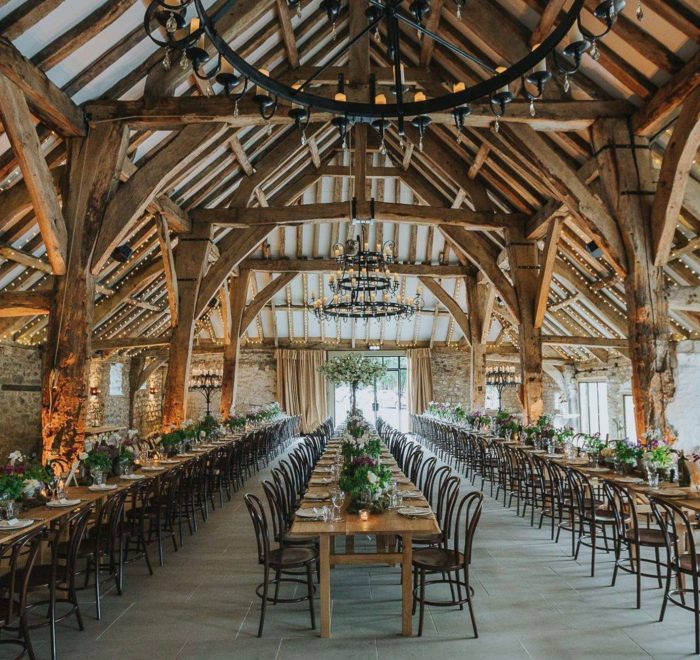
left=330, top=489, right=344, bottom=522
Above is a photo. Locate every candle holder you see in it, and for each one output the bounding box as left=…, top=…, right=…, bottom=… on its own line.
left=486, top=366, right=520, bottom=412
left=359, top=509, right=370, bottom=521
left=189, top=371, right=222, bottom=417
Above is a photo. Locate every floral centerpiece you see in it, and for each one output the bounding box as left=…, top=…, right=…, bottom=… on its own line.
left=339, top=453, right=393, bottom=513
left=346, top=411, right=371, bottom=439
left=319, top=355, right=387, bottom=412
left=1, top=451, right=51, bottom=504
left=79, top=443, right=113, bottom=483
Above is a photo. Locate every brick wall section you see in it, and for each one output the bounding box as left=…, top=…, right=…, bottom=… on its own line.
left=0, top=345, right=42, bottom=459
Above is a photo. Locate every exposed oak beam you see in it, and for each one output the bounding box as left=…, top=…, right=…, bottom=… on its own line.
left=651, top=86, right=700, bottom=266
left=191, top=202, right=523, bottom=230
left=0, top=75, right=67, bottom=274
left=0, top=38, right=85, bottom=136
left=240, top=272, right=296, bottom=333
left=239, top=258, right=469, bottom=276
left=419, top=277, right=470, bottom=342
left=0, top=291, right=51, bottom=316
left=534, top=217, right=563, bottom=328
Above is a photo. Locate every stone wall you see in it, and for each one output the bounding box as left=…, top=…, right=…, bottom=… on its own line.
left=133, top=367, right=165, bottom=438
left=430, top=348, right=470, bottom=410
left=85, top=356, right=131, bottom=431
left=0, top=344, right=42, bottom=459
left=666, top=341, right=700, bottom=454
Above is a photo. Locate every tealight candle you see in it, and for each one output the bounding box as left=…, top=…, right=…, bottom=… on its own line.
left=359, top=509, right=370, bottom=521
left=531, top=43, right=548, bottom=73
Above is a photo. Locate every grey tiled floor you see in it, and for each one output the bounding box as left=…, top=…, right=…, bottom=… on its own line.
left=14, top=442, right=699, bottom=659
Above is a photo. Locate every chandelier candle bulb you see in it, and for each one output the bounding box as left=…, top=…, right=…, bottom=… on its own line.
left=495, top=66, right=509, bottom=94
left=375, top=94, right=387, bottom=105
left=531, top=44, right=548, bottom=72
left=414, top=91, right=427, bottom=102
left=452, top=82, right=466, bottom=94
left=569, top=21, right=584, bottom=45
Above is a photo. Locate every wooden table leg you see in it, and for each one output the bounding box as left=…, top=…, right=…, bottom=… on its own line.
left=401, top=532, right=413, bottom=636
left=320, top=534, right=331, bottom=638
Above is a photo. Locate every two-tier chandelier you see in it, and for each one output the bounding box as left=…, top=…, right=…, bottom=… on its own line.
left=145, top=0, right=627, bottom=143
left=309, top=222, right=422, bottom=321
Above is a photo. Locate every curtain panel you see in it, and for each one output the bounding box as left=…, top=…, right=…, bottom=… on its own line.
left=276, top=349, right=328, bottom=433
left=407, top=348, right=433, bottom=415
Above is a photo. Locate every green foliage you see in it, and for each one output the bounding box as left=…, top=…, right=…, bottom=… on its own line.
left=0, top=473, right=25, bottom=500
left=319, top=355, right=387, bottom=387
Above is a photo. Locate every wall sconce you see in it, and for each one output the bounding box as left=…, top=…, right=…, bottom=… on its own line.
left=90, top=386, right=100, bottom=397
left=149, top=385, right=157, bottom=395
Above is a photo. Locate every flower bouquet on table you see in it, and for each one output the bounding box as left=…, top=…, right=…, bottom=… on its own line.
left=612, top=438, right=643, bottom=474
left=79, top=442, right=113, bottom=486
left=1, top=451, right=52, bottom=509
left=346, top=411, right=371, bottom=439
left=642, top=426, right=678, bottom=483
left=339, top=454, right=393, bottom=514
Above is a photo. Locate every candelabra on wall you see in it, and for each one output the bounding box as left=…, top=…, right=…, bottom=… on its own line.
left=189, top=371, right=222, bottom=417
left=486, top=365, right=520, bottom=412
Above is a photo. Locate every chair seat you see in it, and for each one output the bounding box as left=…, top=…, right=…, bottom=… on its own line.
left=412, top=547, right=464, bottom=572
left=627, top=528, right=666, bottom=546
left=412, top=533, right=442, bottom=545
left=678, top=553, right=700, bottom=572
left=269, top=546, right=316, bottom=569
left=0, top=564, right=59, bottom=591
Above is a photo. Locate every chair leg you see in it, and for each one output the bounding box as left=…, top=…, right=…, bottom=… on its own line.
left=418, top=569, right=426, bottom=637
left=635, top=544, right=642, bottom=609
left=49, top=579, right=57, bottom=660
left=654, top=546, right=662, bottom=588
left=20, top=613, right=36, bottom=660
left=694, top=574, right=700, bottom=655
left=306, top=563, right=316, bottom=630
left=258, top=567, right=269, bottom=638
left=94, top=551, right=102, bottom=620
left=465, top=567, right=478, bottom=638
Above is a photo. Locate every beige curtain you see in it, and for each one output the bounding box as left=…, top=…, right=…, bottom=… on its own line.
left=407, top=348, right=433, bottom=415
left=276, top=349, right=328, bottom=433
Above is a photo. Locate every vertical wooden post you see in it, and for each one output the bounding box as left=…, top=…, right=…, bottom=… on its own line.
left=41, top=122, right=129, bottom=460
left=593, top=119, right=675, bottom=439
left=506, top=226, right=544, bottom=423
left=220, top=269, right=250, bottom=419
left=161, top=224, right=212, bottom=430
left=128, top=356, right=146, bottom=428
left=465, top=273, right=492, bottom=410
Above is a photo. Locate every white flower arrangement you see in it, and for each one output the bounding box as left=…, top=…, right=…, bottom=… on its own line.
left=319, top=354, right=387, bottom=387
left=22, top=479, right=41, bottom=495
left=8, top=450, right=23, bottom=466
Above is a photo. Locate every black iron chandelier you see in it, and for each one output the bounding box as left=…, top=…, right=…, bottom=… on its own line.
left=145, top=0, right=627, bottom=142
left=309, top=218, right=422, bottom=321
left=486, top=365, right=520, bottom=412
left=189, top=371, right=222, bottom=417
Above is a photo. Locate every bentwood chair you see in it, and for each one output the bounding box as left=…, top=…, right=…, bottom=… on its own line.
left=16, top=506, right=93, bottom=660
left=244, top=494, right=316, bottom=637
left=604, top=480, right=665, bottom=608
left=412, top=491, right=484, bottom=637
left=568, top=467, right=615, bottom=577
left=649, top=495, right=700, bottom=654
left=0, top=525, right=45, bottom=660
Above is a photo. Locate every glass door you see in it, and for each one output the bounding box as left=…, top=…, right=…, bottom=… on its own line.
left=332, top=355, right=408, bottom=431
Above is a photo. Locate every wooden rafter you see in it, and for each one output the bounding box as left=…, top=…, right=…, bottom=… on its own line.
left=534, top=217, right=563, bottom=329
left=651, top=86, right=700, bottom=266
left=418, top=277, right=469, bottom=343
left=0, top=75, right=68, bottom=275
left=240, top=272, right=297, bottom=333
left=154, top=214, right=179, bottom=327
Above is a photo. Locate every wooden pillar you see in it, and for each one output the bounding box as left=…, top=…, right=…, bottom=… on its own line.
left=593, top=119, right=675, bottom=439
left=41, top=123, right=129, bottom=460
left=465, top=273, right=492, bottom=410
left=128, top=356, right=146, bottom=429
left=220, top=269, right=250, bottom=419
left=161, top=224, right=212, bottom=431
left=506, top=226, right=544, bottom=423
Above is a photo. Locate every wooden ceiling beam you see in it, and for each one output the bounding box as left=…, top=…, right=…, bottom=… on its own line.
left=84, top=97, right=633, bottom=132
left=0, top=38, right=85, bottom=136
left=632, top=50, right=700, bottom=138
left=274, top=0, right=300, bottom=68
left=666, top=286, right=700, bottom=313
left=651, top=87, right=700, bottom=266
left=240, top=272, right=296, bottom=332
left=534, top=217, right=563, bottom=328
left=190, top=201, right=523, bottom=230
left=503, top=124, right=626, bottom=276
left=154, top=214, right=179, bottom=327
left=418, top=277, right=470, bottom=345
left=0, top=291, right=51, bottom=317
left=541, top=334, right=628, bottom=349
left=0, top=75, right=68, bottom=275
left=240, top=258, right=469, bottom=276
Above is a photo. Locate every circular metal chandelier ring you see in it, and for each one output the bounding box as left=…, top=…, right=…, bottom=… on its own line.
left=188, top=0, right=585, bottom=121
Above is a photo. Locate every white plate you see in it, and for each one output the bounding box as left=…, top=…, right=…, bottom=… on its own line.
left=178, top=453, right=195, bottom=458
left=140, top=466, right=165, bottom=472
left=305, top=492, right=330, bottom=501
left=120, top=474, right=146, bottom=481
left=159, top=459, right=181, bottom=464
left=648, top=488, right=687, bottom=498
left=88, top=484, right=118, bottom=491
left=614, top=476, right=643, bottom=484
left=310, top=478, right=332, bottom=485
left=47, top=498, right=82, bottom=508
left=295, top=508, right=325, bottom=520
left=401, top=490, right=423, bottom=498
left=397, top=507, right=432, bottom=518
left=0, top=519, right=34, bottom=530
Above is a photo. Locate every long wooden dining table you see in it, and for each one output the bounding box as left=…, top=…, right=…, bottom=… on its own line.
left=287, top=439, right=440, bottom=638
left=494, top=436, right=700, bottom=513
left=0, top=434, right=245, bottom=547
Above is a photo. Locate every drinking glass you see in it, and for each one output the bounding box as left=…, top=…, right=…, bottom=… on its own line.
left=330, top=490, right=344, bottom=522
left=0, top=499, right=15, bottom=521
left=91, top=469, right=105, bottom=487
left=645, top=462, right=659, bottom=488
left=55, top=478, right=66, bottom=501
